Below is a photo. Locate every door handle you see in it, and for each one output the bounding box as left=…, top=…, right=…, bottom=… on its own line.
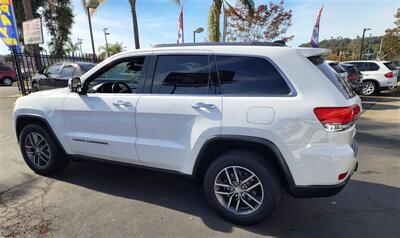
left=113, top=100, right=132, bottom=106
left=192, top=102, right=216, bottom=109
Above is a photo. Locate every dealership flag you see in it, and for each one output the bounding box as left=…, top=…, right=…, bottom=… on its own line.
left=0, top=0, right=21, bottom=52
left=311, top=5, right=323, bottom=48
left=177, top=5, right=184, bottom=43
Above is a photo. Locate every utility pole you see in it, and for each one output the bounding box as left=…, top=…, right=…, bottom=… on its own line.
left=22, top=0, right=42, bottom=70
left=359, top=28, right=371, bottom=60
left=378, top=38, right=383, bottom=60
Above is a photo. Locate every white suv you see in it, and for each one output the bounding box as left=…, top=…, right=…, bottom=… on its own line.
left=13, top=43, right=361, bottom=225
left=343, top=60, right=399, bottom=95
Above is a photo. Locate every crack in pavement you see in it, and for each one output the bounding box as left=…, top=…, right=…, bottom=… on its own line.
left=0, top=178, right=60, bottom=238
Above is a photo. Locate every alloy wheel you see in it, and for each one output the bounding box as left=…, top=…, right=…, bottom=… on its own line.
left=362, top=82, right=375, bottom=95
left=214, top=166, right=264, bottom=215
left=3, top=78, right=12, bottom=86
left=24, top=132, right=51, bottom=168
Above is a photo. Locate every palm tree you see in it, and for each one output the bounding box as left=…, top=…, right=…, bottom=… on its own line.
left=84, top=0, right=181, bottom=49
left=65, top=40, right=80, bottom=55
left=98, top=42, right=124, bottom=58
left=208, top=0, right=254, bottom=42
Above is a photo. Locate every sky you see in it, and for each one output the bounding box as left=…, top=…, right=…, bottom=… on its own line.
left=1, top=0, right=399, bottom=55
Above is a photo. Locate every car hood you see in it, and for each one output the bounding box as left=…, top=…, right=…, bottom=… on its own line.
left=29, top=87, right=69, bottom=96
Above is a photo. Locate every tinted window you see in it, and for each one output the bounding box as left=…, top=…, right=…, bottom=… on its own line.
left=367, top=63, right=379, bottom=71
left=79, top=63, right=96, bottom=73
left=309, top=57, right=355, bottom=99
left=46, top=63, right=63, bottom=76
left=152, top=55, right=210, bottom=94
left=216, top=56, right=290, bottom=95
left=383, top=62, right=396, bottom=70
left=329, top=63, right=346, bottom=73
left=61, top=65, right=76, bottom=77
left=87, top=57, right=147, bottom=93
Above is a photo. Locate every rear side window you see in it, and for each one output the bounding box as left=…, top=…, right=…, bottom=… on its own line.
left=151, top=55, right=210, bottom=94
left=383, top=62, right=396, bottom=70
left=215, top=56, right=291, bottom=95
left=61, top=65, right=76, bottom=77
left=367, top=63, right=379, bottom=71
left=308, top=57, right=355, bottom=99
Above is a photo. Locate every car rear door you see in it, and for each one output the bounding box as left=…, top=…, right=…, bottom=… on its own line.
left=135, top=53, right=222, bottom=173
left=62, top=55, right=150, bottom=164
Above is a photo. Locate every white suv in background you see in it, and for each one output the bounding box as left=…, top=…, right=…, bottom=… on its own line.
left=343, top=60, right=399, bottom=95
left=13, top=43, right=361, bottom=225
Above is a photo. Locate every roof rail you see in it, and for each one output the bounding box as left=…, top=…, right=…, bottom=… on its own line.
left=151, top=41, right=286, bottom=48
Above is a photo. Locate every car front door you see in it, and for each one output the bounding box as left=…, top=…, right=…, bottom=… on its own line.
left=135, top=53, right=222, bottom=173
left=62, top=55, right=150, bottom=164
left=41, top=63, right=64, bottom=90
left=55, top=64, right=77, bottom=88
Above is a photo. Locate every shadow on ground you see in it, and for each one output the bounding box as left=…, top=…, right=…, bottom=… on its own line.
left=49, top=158, right=400, bottom=238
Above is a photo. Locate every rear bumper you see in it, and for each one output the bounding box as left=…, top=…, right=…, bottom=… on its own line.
left=289, top=141, right=359, bottom=198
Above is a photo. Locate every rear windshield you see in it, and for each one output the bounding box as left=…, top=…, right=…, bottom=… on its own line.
left=341, top=64, right=360, bottom=75
left=79, top=63, right=96, bottom=73
left=329, top=63, right=346, bottom=73
left=383, top=62, right=397, bottom=71
left=309, top=57, right=355, bottom=99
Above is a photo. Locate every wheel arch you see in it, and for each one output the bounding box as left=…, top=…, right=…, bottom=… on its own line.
left=15, top=114, right=66, bottom=154
left=362, top=78, right=381, bottom=88
left=192, top=135, right=296, bottom=193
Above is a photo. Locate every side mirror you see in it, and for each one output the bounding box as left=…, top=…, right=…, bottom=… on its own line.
left=68, top=77, right=82, bottom=93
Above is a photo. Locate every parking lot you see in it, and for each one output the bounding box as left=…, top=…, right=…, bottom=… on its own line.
left=0, top=87, right=399, bottom=238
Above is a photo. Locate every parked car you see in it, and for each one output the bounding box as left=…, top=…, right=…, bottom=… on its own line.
left=339, top=63, right=363, bottom=93
left=31, top=62, right=96, bottom=92
left=0, top=63, right=17, bottom=86
left=13, top=43, right=361, bottom=225
left=343, top=60, right=399, bottom=95
left=326, top=61, right=348, bottom=79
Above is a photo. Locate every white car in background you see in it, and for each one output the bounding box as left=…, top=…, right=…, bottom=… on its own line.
left=343, top=60, right=399, bottom=96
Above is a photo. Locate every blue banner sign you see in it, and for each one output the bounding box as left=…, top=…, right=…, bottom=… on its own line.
left=0, top=0, right=21, bottom=52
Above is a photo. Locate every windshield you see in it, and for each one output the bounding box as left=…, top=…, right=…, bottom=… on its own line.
left=309, top=57, right=356, bottom=99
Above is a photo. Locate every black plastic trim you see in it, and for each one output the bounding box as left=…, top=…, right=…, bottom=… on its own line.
left=15, top=114, right=67, bottom=154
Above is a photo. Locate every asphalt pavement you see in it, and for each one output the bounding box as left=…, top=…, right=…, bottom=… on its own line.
left=0, top=87, right=399, bottom=238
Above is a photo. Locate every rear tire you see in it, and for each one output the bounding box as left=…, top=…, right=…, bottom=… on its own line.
left=31, top=82, right=40, bottom=92
left=203, top=150, right=280, bottom=225
left=1, top=77, right=13, bottom=86
left=19, top=124, right=69, bottom=175
left=361, top=81, right=377, bottom=96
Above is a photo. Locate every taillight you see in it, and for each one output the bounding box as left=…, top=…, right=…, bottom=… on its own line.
left=347, top=75, right=357, bottom=81
left=314, top=104, right=361, bottom=131
left=384, top=72, right=394, bottom=78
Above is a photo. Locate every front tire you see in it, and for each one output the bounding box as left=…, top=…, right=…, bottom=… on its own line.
left=19, top=124, right=69, bottom=175
left=203, top=150, right=280, bottom=225
left=2, top=77, right=13, bottom=86
left=361, top=81, right=377, bottom=96
left=31, top=82, right=40, bottom=92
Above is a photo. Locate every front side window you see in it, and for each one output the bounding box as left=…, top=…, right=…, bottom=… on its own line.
left=61, top=65, right=76, bottom=77
left=87, top=57, right=147, bottom=94
left=151, top=55, right=211, bottom=94
left=46, top=63, right=63, bottom=76
left=216, top=56, right=291, bottom=95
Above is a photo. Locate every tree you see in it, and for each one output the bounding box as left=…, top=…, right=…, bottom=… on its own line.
left=382, top=8, right=400, bottom=60
left=208, top=0, right=255, bottom=42
left=65, top=40, right=80, bottom=55
left=44, top=0, right=74, bottom=56
left=98, top=42, right=124, bottom=58
left=225, top=0, right=292, bottom=42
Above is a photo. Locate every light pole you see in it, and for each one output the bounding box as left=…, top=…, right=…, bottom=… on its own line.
left=193, top=27, right=204, bottom=43
left=77, top=38, right=83, bottom=55
left=103, top=28, right=110, bottom=57
left=359, top=28, right=371, bottom=60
